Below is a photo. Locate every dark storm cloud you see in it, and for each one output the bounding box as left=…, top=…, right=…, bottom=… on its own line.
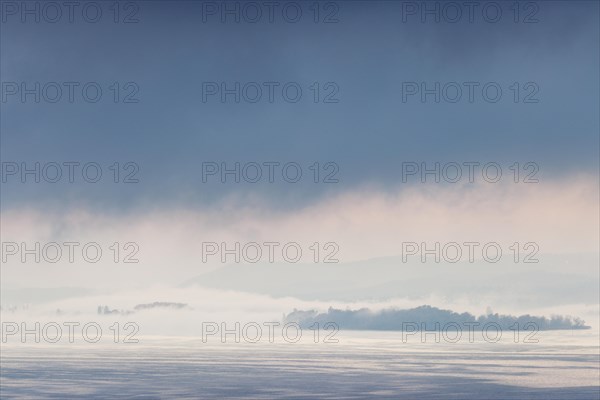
left=1, top=1, right=598, bottom=211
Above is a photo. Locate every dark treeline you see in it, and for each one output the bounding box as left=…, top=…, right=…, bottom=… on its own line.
left=285, top=305, right=589, bottom=331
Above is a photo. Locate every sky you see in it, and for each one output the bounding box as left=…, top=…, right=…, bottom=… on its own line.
left=0, top=1, right=599, bottom=333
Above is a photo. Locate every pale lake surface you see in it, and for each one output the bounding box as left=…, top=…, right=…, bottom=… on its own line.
left=1, top=330, right=599, bottom=399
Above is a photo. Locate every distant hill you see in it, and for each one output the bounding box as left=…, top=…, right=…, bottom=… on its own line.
left=182, top=253, right=599, bottom=307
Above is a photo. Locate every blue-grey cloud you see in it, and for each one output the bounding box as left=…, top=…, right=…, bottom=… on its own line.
left=1, top=1, right=598, bottom=211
